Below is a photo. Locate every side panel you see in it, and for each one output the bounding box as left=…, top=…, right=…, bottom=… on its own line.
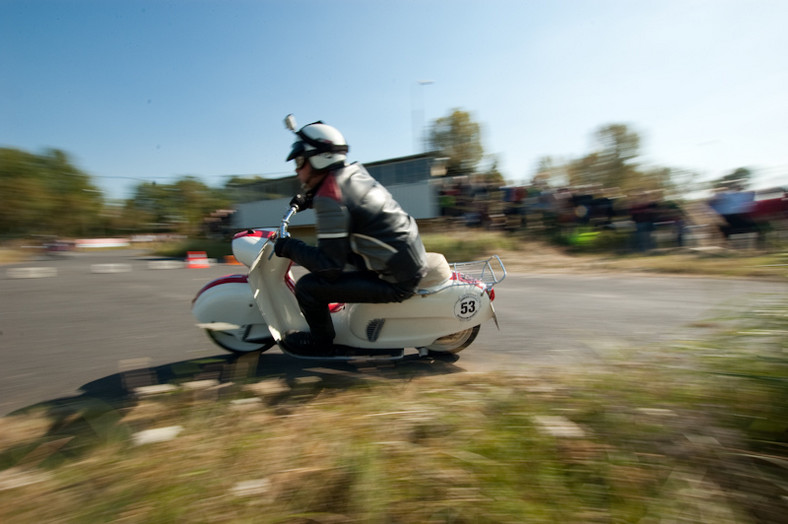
left=332, top=284, right=493, bottom=348
left=247, top=241, right=309, bottom=340
left=192, top=281, right=266, bottom=327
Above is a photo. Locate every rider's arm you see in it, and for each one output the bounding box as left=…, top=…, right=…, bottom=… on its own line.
left=276, top=191, right=352, bottom=281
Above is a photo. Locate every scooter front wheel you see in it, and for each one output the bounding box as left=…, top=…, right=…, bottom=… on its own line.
left=420, top=325, right=480, bottom=354
left=205, top=329, right=275, bottom=355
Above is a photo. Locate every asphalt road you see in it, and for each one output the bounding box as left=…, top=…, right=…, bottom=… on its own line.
left=2, top=249, right=786, bottom=416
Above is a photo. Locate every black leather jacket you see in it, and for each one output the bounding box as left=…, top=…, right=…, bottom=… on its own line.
left=278, top=163, right=428, bottom=286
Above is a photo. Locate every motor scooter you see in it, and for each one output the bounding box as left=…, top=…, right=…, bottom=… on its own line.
left=192, top=206, right=506, bottom=360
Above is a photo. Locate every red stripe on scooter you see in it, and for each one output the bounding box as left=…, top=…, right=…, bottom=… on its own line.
left=284, top=261, right=296, bottom=292
left=451, top=272, right=495, bottom=300
left=233, top=229, right=275, bottom=240
left=192, top=274, right=248, bottom=303
left=451, top=272, right=484, bottom=288
left=193, top=258, right=348, bottom=311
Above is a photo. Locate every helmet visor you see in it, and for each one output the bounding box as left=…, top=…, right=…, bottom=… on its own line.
left=286, top=141, right=307, bottom=162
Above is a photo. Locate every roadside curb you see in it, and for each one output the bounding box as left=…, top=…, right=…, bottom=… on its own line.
left=6, top=258, right=224, bottom=279
left=5, top=267, right=58, bottom=279
left=90, top=263, right=133, bottom=274
left=147, top=260, right=187, bottom=270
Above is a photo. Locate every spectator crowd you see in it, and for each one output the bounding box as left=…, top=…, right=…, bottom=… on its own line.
left=436, top=177, right=787, bottom=252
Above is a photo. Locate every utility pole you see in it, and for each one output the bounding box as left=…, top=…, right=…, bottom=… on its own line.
left=411, top=80, right=434, bottom=153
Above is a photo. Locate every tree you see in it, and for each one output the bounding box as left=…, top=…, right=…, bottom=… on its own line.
left=225, top=175, right=266, bottom=187
left=531, top=156, right=568, bottom=188
left=558, top=123, right=683, bottom=195
left=427, top=109, right=484, bottom=177
left=122, top=176, right=231, bottom=235
left=0, top=147, right=103, bottom=237
left=481, top=158, right=505, bottom=187
left=712, top=167, right=752, bottom=190
left=39, top=148, right=104, bottom=236
left=566, top=124, right=642, bottom=190
left=530, top=123, right=697, bottom=200
left=595, top=124, right=641, bottom=166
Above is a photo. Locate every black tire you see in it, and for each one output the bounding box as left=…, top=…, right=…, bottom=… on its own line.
left=205, top=330, right=274, bottom=355
left=420, top=325, right=480, bottom=354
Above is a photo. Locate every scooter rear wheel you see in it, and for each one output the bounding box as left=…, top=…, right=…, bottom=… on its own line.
left=420, top=325, right=480, bottom=354
left=206, top=329, right=275, bottom=354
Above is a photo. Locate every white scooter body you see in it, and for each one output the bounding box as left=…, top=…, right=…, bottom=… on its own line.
left=192, top=207, right=506, bottom=357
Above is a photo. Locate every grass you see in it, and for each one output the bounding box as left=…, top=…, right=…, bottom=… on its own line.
left=1, top=228, right=786, bottom=521
left=146, top=229, right=522, bottom=264
left=584, top=249, right=788, bottom=279
left=0, top=298, right=786, bottom=522
left=3, top=228, right=787, bottom=281
left=0, top=248, right=31, bottom=265
left=421, top=230, right=523, bottom=263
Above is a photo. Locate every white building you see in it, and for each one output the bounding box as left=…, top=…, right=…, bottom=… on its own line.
left=233, top=153, right=447, bottom=229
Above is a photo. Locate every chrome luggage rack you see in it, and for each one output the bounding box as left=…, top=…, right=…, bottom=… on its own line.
left=451, top=255, right=507, bottom=289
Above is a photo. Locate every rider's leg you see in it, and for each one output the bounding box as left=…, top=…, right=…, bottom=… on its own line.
left=293, top=271, right=415, bottom=346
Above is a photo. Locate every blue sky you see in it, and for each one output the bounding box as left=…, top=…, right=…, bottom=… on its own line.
left=2, top=0, right=786, bottom=199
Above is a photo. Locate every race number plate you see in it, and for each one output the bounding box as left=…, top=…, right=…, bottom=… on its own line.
left=454, top=295, right=481, bottom=321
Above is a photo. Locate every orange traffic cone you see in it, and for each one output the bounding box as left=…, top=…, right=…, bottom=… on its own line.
left=186, top=251, right=211, bottom=268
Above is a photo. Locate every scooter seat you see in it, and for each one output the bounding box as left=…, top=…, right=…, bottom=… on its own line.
left=418, top=252, right=453, bottom=290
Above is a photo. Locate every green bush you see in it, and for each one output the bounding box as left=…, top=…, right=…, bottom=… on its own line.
left=561, top=227, right=629, bottom=253
left=422, top=231, right=521, bottom=262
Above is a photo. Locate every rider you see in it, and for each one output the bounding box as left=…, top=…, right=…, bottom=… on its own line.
left=274, top=120, right=429, bottom=355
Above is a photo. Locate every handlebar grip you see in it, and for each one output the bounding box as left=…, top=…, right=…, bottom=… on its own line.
left=278, top=206, right=298, bottom=239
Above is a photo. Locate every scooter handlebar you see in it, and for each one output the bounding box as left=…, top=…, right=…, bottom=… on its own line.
left=278, top=205, right=299, bottom=239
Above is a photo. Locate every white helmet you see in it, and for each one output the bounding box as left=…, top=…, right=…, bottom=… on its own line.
left=286, top=121, right=349, bottom=170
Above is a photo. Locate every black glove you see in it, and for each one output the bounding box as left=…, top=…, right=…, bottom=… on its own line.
left=274, top=236, right=291, bottom=258
left=289, top=192, right=313, bottom=212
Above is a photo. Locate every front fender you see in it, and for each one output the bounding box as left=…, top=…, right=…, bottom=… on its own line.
left=192, top=275, right=265, bottom=328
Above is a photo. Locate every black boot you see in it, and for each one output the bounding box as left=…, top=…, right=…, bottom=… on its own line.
left=282, top=331, right=334, bottom=357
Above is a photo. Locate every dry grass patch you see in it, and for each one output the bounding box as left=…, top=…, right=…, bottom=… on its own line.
left=1, top=345, right=784, bottom=522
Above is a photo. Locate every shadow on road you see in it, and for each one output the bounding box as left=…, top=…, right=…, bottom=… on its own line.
left=3, top=350, right=464, bottom=467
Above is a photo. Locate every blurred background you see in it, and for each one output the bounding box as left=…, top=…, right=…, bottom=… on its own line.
left=1, top=3, right=787, bottom=522
left=1, top=0, right=786, bottom=253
